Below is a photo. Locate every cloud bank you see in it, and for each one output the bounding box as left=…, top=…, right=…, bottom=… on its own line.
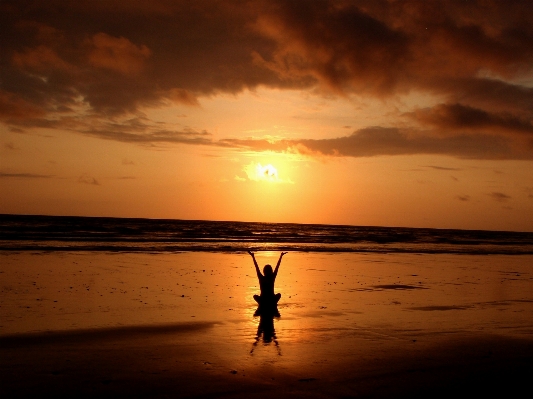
left=1, top=0, right=533, bottom=159
left=222, top=127, right=532, bottom=160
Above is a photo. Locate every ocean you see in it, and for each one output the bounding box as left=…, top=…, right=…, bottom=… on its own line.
left=1, top=213, right=532, bottom=254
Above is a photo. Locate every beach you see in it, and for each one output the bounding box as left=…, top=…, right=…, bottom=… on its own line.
left=2, top=251, right=533, bottom=397
left=3, top=1, right=533, bottom=396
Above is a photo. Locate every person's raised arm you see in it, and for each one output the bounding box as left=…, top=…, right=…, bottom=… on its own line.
left=248, top=251, right=261, bottom=278
left=273, top=252, right=288, bottom=277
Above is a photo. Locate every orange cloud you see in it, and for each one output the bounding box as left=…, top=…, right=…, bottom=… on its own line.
left=13, top=45, right=72, bottom=71
left=163, top=88, right=199, bottom=106
left=87, top=33, right=151, bottom=76
left=0, top=91, right=46, bottom=120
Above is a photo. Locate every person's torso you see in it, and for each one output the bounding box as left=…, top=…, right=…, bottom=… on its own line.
left=259, top=274, right=275, bottom=296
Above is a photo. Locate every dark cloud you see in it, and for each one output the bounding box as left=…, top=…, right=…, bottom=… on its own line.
left=251, top=0, right=410, bottom=94
left=81, top=126, right=214, bottom=146
left=0, top=0, right=277, bottom=116
left=411, top=103, right=533, bottom=136
left=428, top=77, right=533, bottom=115
left=222, top=127, right=533, bottom=160
left=1, top=0, right=533, bottom=158
left=0, top=172, right=54, bottom=178
left=78, top=174, right=100, bottom=185
left=424, top=165, right=462, bottom=171
left=488, top=192, right=511, bottom=202
left=456, top=195, right=470, bottom=202
left=7, top=113, right=217, bottom=146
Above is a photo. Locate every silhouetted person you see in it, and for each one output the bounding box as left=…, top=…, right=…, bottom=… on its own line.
left=248, top=251, right=287, bottom=315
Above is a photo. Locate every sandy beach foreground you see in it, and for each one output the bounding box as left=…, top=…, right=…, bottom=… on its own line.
left=2, top=251, right=533, bottom=398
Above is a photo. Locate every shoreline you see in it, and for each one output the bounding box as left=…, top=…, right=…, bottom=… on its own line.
left=4, top=246, right=533, bottom=255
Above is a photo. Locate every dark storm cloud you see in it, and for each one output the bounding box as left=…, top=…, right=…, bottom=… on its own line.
left=251, top=0, right=410, bottom=94
left=1, top=0, right=533, bottom=158
left=0, top=0, right=277, bottom=116
left=428, top=77, right=533, bottom=115
left=411, top=103, right=533, bottom=136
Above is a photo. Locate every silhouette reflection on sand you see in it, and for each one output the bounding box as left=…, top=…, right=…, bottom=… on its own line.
left=251, top=306, right=281, bottom=356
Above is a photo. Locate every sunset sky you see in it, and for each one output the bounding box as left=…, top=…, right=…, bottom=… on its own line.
left=1, top=0, right=533, bottom=231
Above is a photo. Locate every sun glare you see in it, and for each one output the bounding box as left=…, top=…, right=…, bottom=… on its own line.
left=257, top=163, right=278, bottom=181
left=242, top=162, right=281, bottom=182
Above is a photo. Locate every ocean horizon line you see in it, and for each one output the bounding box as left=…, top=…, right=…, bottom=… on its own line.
left=1, top=212, right=530, bottom=234
left=2, top=213, right=533, bottom=254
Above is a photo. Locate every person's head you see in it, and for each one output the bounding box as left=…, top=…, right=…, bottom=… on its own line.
left=263, top=264, right=273, bottom=275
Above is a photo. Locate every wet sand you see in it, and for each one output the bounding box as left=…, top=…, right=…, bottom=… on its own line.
left=2, top=251, right=533, bottom=397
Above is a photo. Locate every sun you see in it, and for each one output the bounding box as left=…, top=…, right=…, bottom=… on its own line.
left=257, top=163, right=278, bottom=181
left=242, top=162, right=281, bottom=182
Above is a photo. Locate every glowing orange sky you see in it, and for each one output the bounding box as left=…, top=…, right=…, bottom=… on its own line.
left=1, top=0, right=533, bottom=231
